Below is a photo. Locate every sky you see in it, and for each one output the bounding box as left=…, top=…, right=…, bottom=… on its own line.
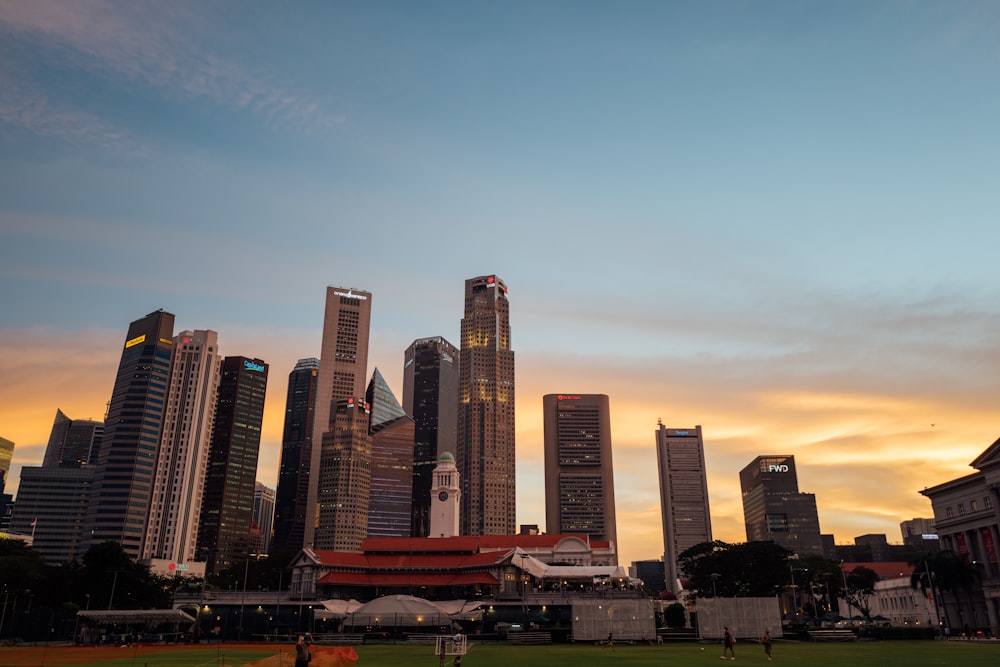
left=2, top=1, right=1000, bottom=567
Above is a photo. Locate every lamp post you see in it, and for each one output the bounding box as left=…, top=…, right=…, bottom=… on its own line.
left=0, top=587, right=8, bottom=639
left=710, top=573, right=721, bottom=598
left=517, top=553, right=529, bottom=630
left=108, top=571, right=119, bottom=610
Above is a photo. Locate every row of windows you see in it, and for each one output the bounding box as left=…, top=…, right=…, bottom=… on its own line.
left=945, top=495, right=992, bottom=518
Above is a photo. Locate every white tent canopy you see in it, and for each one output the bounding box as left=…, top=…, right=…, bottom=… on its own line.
left=337, top=595, right=483, bottom=625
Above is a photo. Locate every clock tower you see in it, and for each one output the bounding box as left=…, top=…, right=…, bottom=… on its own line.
left=429, top=451, right=461, bottom=538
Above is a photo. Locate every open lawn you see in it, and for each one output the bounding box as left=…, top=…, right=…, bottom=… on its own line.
left=0, top=640, right=998, bottom=667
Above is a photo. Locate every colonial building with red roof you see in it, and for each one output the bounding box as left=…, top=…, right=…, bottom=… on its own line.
left=289, top=534, right=620, bottom=602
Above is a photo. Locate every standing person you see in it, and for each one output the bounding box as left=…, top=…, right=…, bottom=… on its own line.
left=294, top=633, right=312, bottom=667
left=761, top=629, right=772, bottom=661
left=721, top=626, right=736, bottom=660
left=607, top=631, right=614, bottom=651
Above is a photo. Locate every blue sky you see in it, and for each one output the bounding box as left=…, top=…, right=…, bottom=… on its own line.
left=3, top=1, right=1000, bottom=565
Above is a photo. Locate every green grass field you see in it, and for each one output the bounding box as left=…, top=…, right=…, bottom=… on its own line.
left=1, top=640, right=998, bottom=667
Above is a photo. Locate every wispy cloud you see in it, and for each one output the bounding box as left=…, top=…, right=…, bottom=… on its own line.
left=0, top=1, right=344, bottom=144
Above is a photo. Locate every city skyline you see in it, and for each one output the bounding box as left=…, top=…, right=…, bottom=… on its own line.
left=3, top=2, right=1000, bottom=567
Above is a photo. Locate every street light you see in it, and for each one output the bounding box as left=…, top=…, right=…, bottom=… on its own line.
left=710, top=573, right=721, bottom=598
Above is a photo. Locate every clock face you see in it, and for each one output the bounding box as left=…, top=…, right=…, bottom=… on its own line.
left=438, top=491, right=449, bottom=501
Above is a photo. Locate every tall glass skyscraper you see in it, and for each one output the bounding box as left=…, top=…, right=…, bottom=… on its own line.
left=306, top=286, right=372, bottom=548
left=197, top=356, right=268, bottom=575
left=87, top=309, right=175, bottom=558
left=543, top=393, right=618, bottom=559
left=402, top=336, right=458, bottom=537
left=458, top=275, right=515, bottom=536
left=272, top=358, right=319, bottom=553
left=143, top=330, right=221, bottom=565
left=366, top=368, right=414, bottom=538
left=656, top=423, right=713, bottom=593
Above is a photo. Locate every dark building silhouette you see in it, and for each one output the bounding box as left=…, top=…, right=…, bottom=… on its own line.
left=402, top=336, right=458, bottom=537
left=543, top=394, right=618, bottom=558
left=87, top=309, right=175, bottom=557
left=42, top=409, right=103, bottom=468
left=458, top=275, right=515, bottom=536
left=197, top=356, right=268, bottom=575
left=740, top=455, right=823, bottom=556
left=366, top=369, right=415, bottom=538
left=9, top=466, right=94, bottom=564
left=272, top=358, right=320, bottom=553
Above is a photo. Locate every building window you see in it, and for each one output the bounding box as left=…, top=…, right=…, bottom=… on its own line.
left=985, top=496, right=993, bottom=510
left=946, top=507, right=953, bottom=518
left=958, top=503, right=965, bottom=516
left=970, top=499, right=978, bottom=512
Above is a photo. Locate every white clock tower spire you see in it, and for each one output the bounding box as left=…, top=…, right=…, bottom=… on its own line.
left=429, top=451, right=460, bottom=538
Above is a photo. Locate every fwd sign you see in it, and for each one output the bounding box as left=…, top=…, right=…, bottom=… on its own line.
left=768, top=464, right=789, bottom=473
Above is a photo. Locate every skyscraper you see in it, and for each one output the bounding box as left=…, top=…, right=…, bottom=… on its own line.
left=655, top=423, right=713, bottom=592
left=315, top=397, right=372, bottom=551
left=740, top=455, right=823, bottom=556
left=9, top=466, right=94, bottom=564
left=543, top=394, right=618, bottom=555
left=366, top=368, right=414, bottom=538
left=88, top=309, right=175, bottom=557
left=197, top=356, right=268, bottom=574
left=272, top=358, right=320, bottom=553
left=143, top=330, right=221, bottom=565
left=305, top=286, right=372, bottom=547
left=402, top=336, right=458, bottom=537
left=252, top=481, right=276, bottom=554
left=42, top=410, right=103, bottom=468
left=457, top=275, right=515, bottom=536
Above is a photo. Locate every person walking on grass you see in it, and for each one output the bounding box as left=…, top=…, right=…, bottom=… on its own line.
left=294, top=633, right=312, bottom=667
left=761, top=629, right=772, bottom=661
left=721, top=626, right=735, bottom=660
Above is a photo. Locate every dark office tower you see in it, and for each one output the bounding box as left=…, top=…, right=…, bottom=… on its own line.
left=272, top=358, right=320, bottom=553
left=366, top=369, right=415, bottom=538
left=197, top=356, right=268, bottom=575
left=252, top=482, right=275, bottom=554
left=543, top=394, right=618, bottom=554
left=42, top=410, right=104, bottom=468
left=740, top=455, right=824, bottom=556
left=457, top=275, right=515, bottom=536
left=9, top=466, right=94, bottom=564
left=315, top=397, right=372, bottom=551
left=87, top=309, right=174, bottom=557
left=655, top=423, right=713, bottom=593
left=305, top=286, right=372, bottom=548
left=402, top=336, right=458, bottom=537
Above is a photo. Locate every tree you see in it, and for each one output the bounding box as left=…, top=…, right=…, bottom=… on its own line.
left=664, top=602, right=687, bottom=629
left=911, top=550, right=982, bottom=633
left=842, top=566, right=879, bottom=621
left=678, top=540, right=793, bottom=598
left=790, top=554, right=844, bottom=617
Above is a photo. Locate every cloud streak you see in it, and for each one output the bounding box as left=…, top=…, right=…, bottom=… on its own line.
left=0, top=0, right=344, bottom=144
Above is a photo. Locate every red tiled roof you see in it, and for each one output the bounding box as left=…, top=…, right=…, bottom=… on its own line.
left=317, top=571, right=498, bottom=587
left=842, top=562, right=914, bottom=579
left=313, top=551, right=502, bottom=568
